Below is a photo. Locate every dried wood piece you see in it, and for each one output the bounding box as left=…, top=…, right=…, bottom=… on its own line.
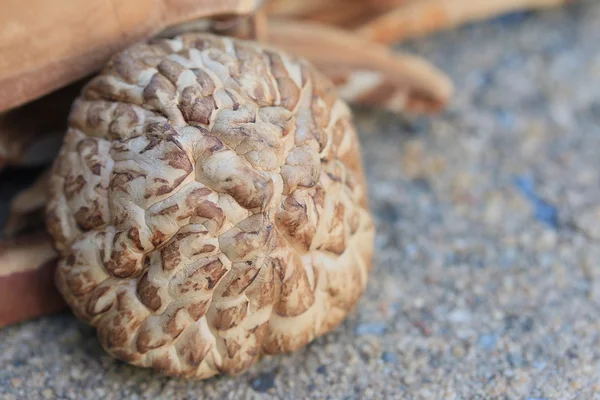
left=0, top=0, right=259, bottom=112
left=266, top=20, right=453, bottom=113
left=0, top=233, right=63, bottom=328
left=357, top=0, right=570, bottom=44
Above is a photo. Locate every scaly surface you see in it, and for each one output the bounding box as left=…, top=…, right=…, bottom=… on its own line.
left=45, top=33, right=374, bottom=379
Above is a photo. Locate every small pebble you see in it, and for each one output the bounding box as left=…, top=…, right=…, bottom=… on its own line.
left=249, top=371, right=276, bottom=393
left=507, top=352, right=525, bottom=367
left=478, top=334, right=498, bottom=350
left=448, top=309, right=472, bottom=323
left=381, top=352, right=399, bottom=364
left=10, top=378, right=22, bottom=388
left=358, top=337, right=381, bottom=360
left=354, top=322, right=386, bottom=336
left=451, top=344, right=467, bottom=358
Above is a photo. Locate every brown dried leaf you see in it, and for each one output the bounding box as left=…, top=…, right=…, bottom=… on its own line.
left=265, top=0, right=344, bottom=18
left=276, top=0, right=414, bottom=29
left=357, top=0, right=570, bottom=44
left=0, top=0, right=260, bottom=112
left=266, top=19, right=453, bottom=113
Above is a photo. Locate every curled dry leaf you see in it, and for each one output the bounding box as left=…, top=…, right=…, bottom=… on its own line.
left=357, top=0, right=571, bottom=44
left=0, top=0, right=260, bottom=112
left=0, top=233, right=62, bottom=327
left=0, top=0, right=569, bottom=113
left=46, top=33, right=375, bottom=378
left=162, top=17, right=452, bottom=113
left=266, top=0, right=370, bottom=27
left=268, top=0, right=569, bottom=46
left=267, top=0, right=412, bottom=29
left=266, top=20, right=453, bottom=113
left=265, top=0, right=340, bottom=18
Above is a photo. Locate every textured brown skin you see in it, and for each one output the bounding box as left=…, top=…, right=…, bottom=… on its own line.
left=46, top=33, right=375, bottom=379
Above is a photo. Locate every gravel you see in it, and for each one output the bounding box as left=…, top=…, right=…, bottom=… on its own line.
left=3, top=0, right=600, bottom=398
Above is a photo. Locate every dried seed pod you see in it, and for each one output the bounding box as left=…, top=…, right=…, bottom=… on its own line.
left=46, top=33, right=375, bottom=379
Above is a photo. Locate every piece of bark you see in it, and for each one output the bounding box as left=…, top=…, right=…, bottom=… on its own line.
left=0, top=0, right=259, bottom=112
left=266, top=20, right=453, bottom=113
left=357, top=0, right=570, bottom=44
left=0, top=233, right=63, bottom=328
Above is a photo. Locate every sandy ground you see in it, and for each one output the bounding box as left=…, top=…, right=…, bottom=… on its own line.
left=2, top=1, right=600, bottom=399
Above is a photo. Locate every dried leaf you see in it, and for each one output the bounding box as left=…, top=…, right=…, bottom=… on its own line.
left=0, top=0, right=260, bottom=112
left=357, top=0, right=570, bottom=44
left=266, top=20, right=453, bottom=113
left=265, top=0, right=345, bottom=18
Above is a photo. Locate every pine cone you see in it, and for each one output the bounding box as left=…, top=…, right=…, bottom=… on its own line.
left=46, top=33, right=375, bottom=379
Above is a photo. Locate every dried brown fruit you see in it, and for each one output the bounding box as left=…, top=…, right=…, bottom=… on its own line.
left=46, top=33, right=375, bottom=379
